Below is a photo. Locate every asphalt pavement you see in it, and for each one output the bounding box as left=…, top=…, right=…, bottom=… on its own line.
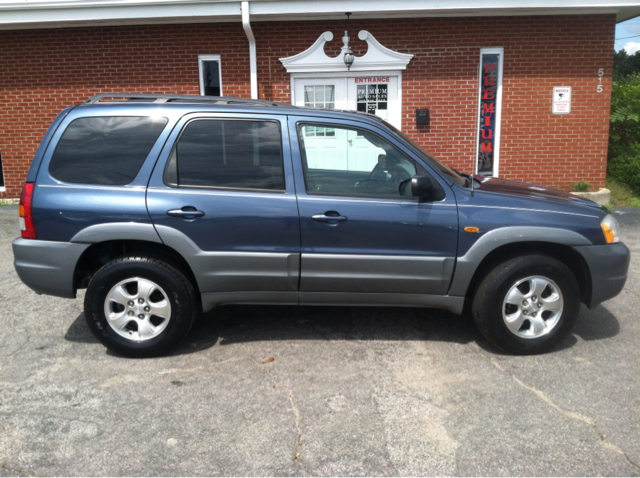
left=0, top=204, right=638, bottom=476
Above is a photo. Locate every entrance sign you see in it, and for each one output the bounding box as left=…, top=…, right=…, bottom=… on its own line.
left=355, top=77, right=390, bottom=83
left=476, top=48, right=504, bottom=176
left=552, top=87, right=571, bottom=114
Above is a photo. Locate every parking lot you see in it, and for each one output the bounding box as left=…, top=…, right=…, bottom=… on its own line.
left=0, top=203, right=638, bottom=476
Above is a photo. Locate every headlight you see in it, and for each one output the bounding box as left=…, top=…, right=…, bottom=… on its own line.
left=601, top=214, right=621, bottom=244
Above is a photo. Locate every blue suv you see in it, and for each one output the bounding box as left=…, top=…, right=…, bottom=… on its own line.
left=12, top=94, right=630, bottom=357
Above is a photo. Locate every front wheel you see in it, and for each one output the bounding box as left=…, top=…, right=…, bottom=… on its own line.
left=84, top=256, right=197, bottom=358
left=472, top=255, right=581, bottom=355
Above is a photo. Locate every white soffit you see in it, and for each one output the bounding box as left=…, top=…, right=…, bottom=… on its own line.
left=0, top=0, right=639, bottom=29
left=280, top=30, right=414, bottom=73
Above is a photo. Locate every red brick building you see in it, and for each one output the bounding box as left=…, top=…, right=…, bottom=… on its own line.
left=1, top=1, right=639, bottom=198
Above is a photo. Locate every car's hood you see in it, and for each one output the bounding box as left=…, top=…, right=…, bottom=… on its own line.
left=477, top=177, right=602, bottom=209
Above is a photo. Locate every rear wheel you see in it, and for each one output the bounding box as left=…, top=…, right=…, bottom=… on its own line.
left=84, top=256, right=197, bottom=358
left=472, top=255, right=580, bottom=354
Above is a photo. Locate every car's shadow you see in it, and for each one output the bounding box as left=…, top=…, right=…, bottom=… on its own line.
left=64, top=302, right=622, bottom=357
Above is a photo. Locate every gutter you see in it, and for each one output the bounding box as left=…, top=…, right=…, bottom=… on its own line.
left=241, top=1, right=258, bottom=99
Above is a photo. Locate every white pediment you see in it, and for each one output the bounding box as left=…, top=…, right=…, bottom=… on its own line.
left=280, top=30, right=414, bottom=73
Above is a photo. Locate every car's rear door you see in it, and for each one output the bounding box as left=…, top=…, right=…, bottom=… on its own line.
left=147, top=113, right=300, bottom=309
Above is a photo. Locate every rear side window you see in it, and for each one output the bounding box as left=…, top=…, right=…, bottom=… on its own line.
left=49, top=116, right=167, bottom=185
left=169, top=119, right=284, bottom=191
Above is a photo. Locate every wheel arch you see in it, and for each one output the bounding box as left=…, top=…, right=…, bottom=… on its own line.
left=73, top=239, right=201, bottom=304
left=459, top=241, right=592, bottom=307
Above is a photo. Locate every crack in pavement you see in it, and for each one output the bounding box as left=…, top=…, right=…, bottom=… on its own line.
left=487, top=357, right=640, bottom=472
left=246, top=353, right=305, bottom=473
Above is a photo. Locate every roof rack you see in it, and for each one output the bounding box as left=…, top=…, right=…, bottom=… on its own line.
left=83, top=93, right=292, bottom=108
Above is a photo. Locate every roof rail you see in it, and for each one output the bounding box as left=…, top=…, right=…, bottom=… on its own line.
left=83, top=93, right=291, bottom=108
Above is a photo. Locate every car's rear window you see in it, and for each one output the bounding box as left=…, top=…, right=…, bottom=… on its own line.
left=171, top=119, right=285, bottom=191
left=49, top=116, right=167, bottom=185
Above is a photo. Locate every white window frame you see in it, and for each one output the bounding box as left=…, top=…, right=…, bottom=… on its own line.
left=198, top=54, right=222, bottom=96
left=475, top=47, right=504, bottom=177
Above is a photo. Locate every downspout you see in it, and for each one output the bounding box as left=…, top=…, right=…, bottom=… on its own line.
left=241, top=1, right=258, bottom=99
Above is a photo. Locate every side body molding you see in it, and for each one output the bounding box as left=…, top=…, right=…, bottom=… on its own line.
left=154, top=225, right=300, bottom=310
left=70, top=222, right=162, bottom=244
left=448, top=226, right=593, bottom=297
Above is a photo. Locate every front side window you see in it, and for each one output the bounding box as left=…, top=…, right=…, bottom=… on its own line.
left=172, top=119, right=284, bottom=191
left=49, top=116, right=168, bottom=185
left=298, top=123, right=423, bottom=198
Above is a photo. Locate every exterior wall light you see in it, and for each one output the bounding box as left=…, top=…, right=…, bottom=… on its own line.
left=342, top=12, right=354, bottom=70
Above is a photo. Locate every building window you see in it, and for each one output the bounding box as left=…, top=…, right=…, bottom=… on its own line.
left=0, top=149, right=5, bottom=190
left=198, top=55, right=222, bottom=96
left=303, top=86, right=335, bottom=137
left=357, top=83, right=388, bottom=115
left=476, top=48, right=504, bottom=176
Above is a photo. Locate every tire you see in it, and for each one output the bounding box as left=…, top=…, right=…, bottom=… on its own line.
left=84, top=256, right=197, bottom=358
left=471, top=254, right=580, bottom=355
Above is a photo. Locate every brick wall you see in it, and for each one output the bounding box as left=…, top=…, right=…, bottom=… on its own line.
left=0, top=15, right=615, bottom=197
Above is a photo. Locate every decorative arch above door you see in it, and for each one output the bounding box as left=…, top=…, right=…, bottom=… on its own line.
left=280, top=31, right=414, bottom=129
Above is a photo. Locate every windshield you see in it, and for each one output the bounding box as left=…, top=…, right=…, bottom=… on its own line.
left=383, top=120, right=466, bottom=187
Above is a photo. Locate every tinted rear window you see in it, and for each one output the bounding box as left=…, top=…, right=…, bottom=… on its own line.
left=174, top=119, right=284, bottom=191
left=49, top=116, right=167, bottom=185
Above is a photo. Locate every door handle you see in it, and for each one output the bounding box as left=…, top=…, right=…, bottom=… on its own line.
left=166, top=206, right=205, bottom=218
left=311, top=211, right=348, bottom=224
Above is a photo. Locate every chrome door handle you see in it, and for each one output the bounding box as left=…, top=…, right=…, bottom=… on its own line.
left=311, top=212, right=348, bottom=223
left=166, top=207, right=205, bottom=218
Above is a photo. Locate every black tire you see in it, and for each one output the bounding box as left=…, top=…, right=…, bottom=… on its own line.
left=472, top=254, right=580, bottom=355
left=84, top=256, right=197, bottom=358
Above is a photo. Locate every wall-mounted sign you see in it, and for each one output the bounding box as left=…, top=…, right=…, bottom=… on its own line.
left=477, top=52, right=502, bottom=175
left=552, top=87, right=571, bottom=114
left=355, top=77, right=391, bottom=83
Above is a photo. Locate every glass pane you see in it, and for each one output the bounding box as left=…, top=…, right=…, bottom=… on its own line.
left=201, top=61, right=220, bottom=96
left=304, top=86, right=314, bottom=105
left=303, top=85, right=335, bottom=109
left=49, top=116, right=168, bottom=185
left=298, top=124, right=416, bottom=198
left=176, top=119, right=284, bottom=191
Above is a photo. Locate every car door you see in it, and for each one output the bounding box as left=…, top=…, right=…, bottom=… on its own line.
left=146, top=113, right=300, bottom=309
left=288, top=116, right=459, bottom=301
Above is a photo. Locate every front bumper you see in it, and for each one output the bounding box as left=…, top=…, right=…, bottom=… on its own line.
left=573, top=242, right=631, bottom=308
left=12, top=238, right=90, bottom=298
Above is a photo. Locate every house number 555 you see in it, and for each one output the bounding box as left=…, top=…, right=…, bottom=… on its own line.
left=597, top=68, right=604, bottom=93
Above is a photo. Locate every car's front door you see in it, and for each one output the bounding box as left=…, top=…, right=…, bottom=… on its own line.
left=147, top=114, right=300, bottom=308
left=289, top=117, right=459, bottom=301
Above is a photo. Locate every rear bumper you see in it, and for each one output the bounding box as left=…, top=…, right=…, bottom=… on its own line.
left=12, top=238, right=90, bottom=298
left=573, top=243, right=631, bottom=308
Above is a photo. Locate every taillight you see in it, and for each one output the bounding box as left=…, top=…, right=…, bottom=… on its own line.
left=19, top=182, right=37, bottom=239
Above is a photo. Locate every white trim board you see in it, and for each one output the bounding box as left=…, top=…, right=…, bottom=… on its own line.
left=1, top=1, right=636, bottom=30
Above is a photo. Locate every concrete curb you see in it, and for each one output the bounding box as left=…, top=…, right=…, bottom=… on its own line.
left=572, top=188, right=610, bottom=206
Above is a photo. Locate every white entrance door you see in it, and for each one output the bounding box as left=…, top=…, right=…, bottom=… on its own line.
left=293, top=76, right=399, bottom=172
left=293, top=75, right=400, bottom=128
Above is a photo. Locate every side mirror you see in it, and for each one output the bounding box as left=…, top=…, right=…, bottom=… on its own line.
left=411, top=175, right=433, bottom=199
